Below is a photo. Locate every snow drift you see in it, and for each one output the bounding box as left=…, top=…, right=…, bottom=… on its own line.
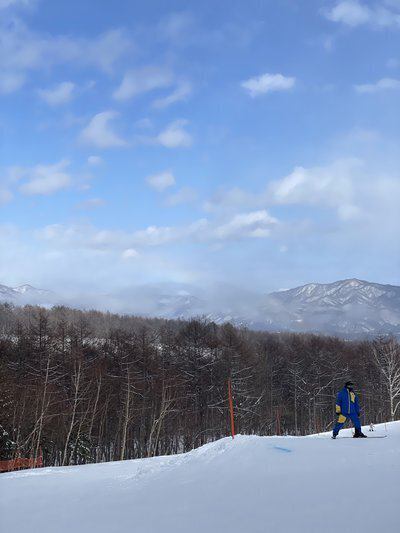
left=1, top=423, right=399, bottom=533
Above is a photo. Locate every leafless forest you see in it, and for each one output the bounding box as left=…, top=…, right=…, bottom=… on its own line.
left=0, top=303, right=399, bottom=466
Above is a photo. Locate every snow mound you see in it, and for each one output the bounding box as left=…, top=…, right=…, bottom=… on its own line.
left=1, top=423, right=399, bottom=533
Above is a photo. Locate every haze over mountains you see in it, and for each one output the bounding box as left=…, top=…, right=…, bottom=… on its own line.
left=0, top=284, right=52, bottom=305
left=262, top=279, right=400, bottom=337
left=1, top=279, right=400, bottom=338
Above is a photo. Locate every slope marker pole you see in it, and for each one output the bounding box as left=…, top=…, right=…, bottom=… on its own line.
left=228, top=379, right=235, bottom=439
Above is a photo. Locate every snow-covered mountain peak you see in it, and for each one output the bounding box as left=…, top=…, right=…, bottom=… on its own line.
left=13, top=284, right=40, bottom=294
left=274, top=278, right=395, bottom=303
left=0, top=282, right=52, bottom=302
left=264, top=278, right=400, bottom=336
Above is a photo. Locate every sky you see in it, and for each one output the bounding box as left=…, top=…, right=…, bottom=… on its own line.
left=1, top=0, right=400, bottom=311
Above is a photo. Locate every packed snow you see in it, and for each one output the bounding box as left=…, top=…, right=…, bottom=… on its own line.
left=1, top=423, right=399, bottom=533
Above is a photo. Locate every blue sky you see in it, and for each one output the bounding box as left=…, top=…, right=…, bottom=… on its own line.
left=1, top=0, right=400, bottom=309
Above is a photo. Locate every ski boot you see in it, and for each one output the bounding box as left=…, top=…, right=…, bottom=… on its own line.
left=353, top=429, right=367, bottom=438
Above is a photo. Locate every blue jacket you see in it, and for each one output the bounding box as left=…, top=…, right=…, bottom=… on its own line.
left=335, top=387, right=360, bottom=416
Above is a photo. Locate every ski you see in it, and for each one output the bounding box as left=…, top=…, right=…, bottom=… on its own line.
left=334, top=435, right=387, bottom=439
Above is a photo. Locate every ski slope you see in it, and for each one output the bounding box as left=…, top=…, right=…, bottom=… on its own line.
left=1, top=423, right=399, bottom=533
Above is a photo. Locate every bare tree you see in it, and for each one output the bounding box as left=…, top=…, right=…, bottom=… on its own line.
left=62, top=358, right=84, bottom=466
left=1, top=304, right=397, bottom=467
left=147, top=381, right=175, bottom=457
left=373, top=338, right=400, bottom=421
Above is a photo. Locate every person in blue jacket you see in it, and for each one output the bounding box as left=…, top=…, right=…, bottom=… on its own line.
left=332, top=381, right=367, bottom=439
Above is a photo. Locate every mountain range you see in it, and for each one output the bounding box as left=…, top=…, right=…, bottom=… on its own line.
left=0, top=283, right=51, bottom=303
left=261, top=278, right=400, bottom=337
left=1, top=278, right=399, bottom=338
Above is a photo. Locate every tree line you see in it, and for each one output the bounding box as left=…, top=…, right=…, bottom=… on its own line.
left=0, top=302, right=399, bottom=466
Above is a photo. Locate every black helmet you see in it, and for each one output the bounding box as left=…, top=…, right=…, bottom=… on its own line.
left=345, top=381, right=354, bottom=388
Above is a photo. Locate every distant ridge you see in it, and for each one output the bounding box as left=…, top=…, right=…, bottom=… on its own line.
left=262, top=278, right=400, bottom=337
left=0, top=283, right=52, bottom=304
left=1, top=278, right=399, bottom=337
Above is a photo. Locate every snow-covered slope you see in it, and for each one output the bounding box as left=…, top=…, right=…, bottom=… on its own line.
left=1, top=423, right=399, bottom=533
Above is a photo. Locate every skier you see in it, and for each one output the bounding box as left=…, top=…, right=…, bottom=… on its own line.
left=332, top=381, right=367, bottom=439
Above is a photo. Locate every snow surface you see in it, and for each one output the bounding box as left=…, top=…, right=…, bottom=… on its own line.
left=1, top=423, right=399, bottom=533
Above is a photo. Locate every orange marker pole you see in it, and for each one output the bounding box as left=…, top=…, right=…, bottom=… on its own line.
left=228, top=379, right=235, bottom=439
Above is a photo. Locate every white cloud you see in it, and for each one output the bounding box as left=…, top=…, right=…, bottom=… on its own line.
left=152, top=80, right=192, bottom=108
left=122, top=248, right=139, bottom=259
left=113, top=66, right=173, bottom=101
left=387, top=57, right=400, bottom=68
left=323, top=1, right=400, bottom=28
left=0, top=166, right=21, bottom=203
left=157, top=119, right=192, bottom=148
left=0, top=71, right=25, bottom=93
left=81, top=116, right=193, bottom=151
left=37, top=221, right=198, bottom=250
left=203, top=187, right=260, bottom=213
left=270, top=159, right=361, bottom=216
left=113, top=67, right=191, bottom=109
left=134, top=118, right=153, bottom=130
left=158, top=11, right=259, bottom=51
left=36, top=208, right=277, bottom=253
left=85, top=29, right=132, bottom=73
left=7, top=26, right=131, bottom=72
left=87, top=155, right=103, bottom=166
left=324, top=1, right=371, bottom=26
left=76, top=198, right=105, bottom=210
left=0, top=0, right=32, bottom=8
left=212, top=210, right=277, bottom=240
left=80, top=111, right=127, bottom=148
left=130, top=211, right=277, bottom=245
left=241, top=73, right=295, bottom=97
left=355, top=77, right=400, bottom=93
left=322, top=35, right=335, bottom=52
left=129, top=225, right=186, bottom=247
left=0, top=224, right=199, bottom=311
left=202, top=150, right=400, bottom=246
left=268, top=156, right=400, bottom=233
left=203, top=158, right=373, bottom=222
left=18, top=160, right=72, bottom=195
left=344, top=127, right=381, bottom=142
left=0, top=22, right=132, bottom=93
left=38, top=81, right=75, bottom=106
left=146, top=171, right=176, bottom=192
left=130, top=219, right=209, bottom=247
left=165, top=187, right=197, bottom=206
left=337, top=204, right=362, bottom=220
left=159, top=11, right=195, bottom=43
left=0, top=187, right=13, bottom=204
